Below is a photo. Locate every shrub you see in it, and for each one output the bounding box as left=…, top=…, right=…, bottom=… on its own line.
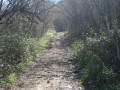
left=0, top=18, right=35, bottom=88
left=81, top=56, right=118, bottom=89
left=73, top=38, right=120, bottom=89
left=0, top=27, right=56, bottom=88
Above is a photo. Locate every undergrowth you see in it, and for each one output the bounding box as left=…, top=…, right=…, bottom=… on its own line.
left=73, top=36, right=120, bottom=90
left=0, top=29, right=56, bottom=89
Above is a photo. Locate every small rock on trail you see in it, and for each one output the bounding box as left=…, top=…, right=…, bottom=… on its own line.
left=10, top=32, right=85, bottom=90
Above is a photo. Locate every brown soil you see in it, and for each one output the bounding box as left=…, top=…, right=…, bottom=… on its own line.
left=10, top=32, right=84, bottom=90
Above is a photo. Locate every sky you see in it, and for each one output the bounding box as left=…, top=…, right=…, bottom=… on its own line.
left=51, top=0, right=61, bottom=3
left=3, top=0, right=62, bottom=3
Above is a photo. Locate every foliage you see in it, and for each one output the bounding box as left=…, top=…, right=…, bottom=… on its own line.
left=0, top=15, right=56, bottom=89
left=57, top=0, right=120, bottom=89
left=0, top=0, right=55, bottom=89
left=0, top=19, right=30, bottom=88
left=0, top=0, right=54, bottom=25
left=62, top=0, right=120, bottom=38
left=73, top=37, right=120, bottom=89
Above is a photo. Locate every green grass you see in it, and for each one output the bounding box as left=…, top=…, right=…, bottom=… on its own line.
left=0, top=29, right=56, bottom=89
left=39, top=30, right=56, bottom=48
left=29, top=29, right=56, bottom=54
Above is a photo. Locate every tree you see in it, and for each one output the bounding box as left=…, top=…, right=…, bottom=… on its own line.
left=0, top=0, right=55, bottom=25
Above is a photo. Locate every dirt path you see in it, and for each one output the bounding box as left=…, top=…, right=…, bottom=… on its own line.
left=10, top=32, right=84, bottom=90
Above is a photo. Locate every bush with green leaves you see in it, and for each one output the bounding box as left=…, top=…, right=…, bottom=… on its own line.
left=0, top=34, right=27, bottom=64
left=81, top=55, right=119, bottom=89
left=0, top=21, right=56, bottom=88
left=0, top=18, right=36, bottom=87
left=73, top=38, right=120, bottom=89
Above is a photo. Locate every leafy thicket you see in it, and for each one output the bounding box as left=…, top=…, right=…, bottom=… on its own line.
left=73, top=38, right=120, bottom=89
left=58, top=0, right=120, bottom=89
left=0, top=17, right=56, bottom=89
left=0, top=0, right=56, bottom=88
left=0, top=17, right=31, bottom=88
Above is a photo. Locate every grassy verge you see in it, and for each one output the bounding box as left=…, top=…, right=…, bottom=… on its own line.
left=29, top=29, right=56, bottom=55
left=0, top=29, right=56, bottom=89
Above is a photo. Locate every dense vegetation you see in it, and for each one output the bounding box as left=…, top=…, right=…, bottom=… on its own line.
left=54, top=0, right=120, bottom=89
left=0, top=19, right=56, bottom=89
left=0, top=0, right=56, bottom=89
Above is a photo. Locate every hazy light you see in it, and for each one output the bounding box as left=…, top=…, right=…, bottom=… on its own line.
left=51, top=0, right=61, bottom=3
